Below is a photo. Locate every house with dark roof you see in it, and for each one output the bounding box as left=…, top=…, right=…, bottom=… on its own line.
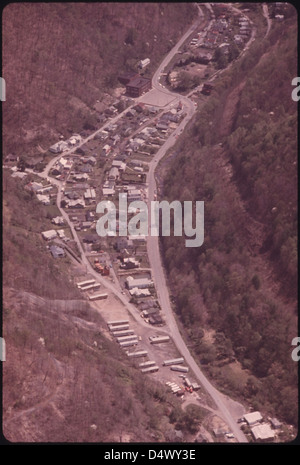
left=83, top=234, right=99, bottom=244
left=126, top=76, right=151, bottom=97
left=118, top=71, right=139, bottom=86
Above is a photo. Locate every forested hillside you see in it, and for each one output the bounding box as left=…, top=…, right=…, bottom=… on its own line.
left=160, top=15, right=298, bottom=425
left=2, top=2, right=196, bottom=157
left=2, top=3, right=198, bottom=442
left=4, top=288, right=200, bottom=442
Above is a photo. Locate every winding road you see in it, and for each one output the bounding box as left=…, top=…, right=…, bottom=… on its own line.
left=145, top=5, right=248, bottom=442
left=27, top=2, right=268, bottom=442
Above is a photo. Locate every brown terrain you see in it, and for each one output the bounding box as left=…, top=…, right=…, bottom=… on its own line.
left=2, top=2, right=298, bottom=443
left=2, top=2, right=196, bottom=157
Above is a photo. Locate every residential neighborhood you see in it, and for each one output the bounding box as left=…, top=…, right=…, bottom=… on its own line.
left=3, top=1, right=297, bottom=445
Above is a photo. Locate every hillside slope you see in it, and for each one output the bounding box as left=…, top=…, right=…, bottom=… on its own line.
left=160, top=14, right=298, bottom=426
left=2, top=3, right=199, bottom=442
left=2, top=2, right=196, bottom=157
left=3, top=288, right=188, bottom=442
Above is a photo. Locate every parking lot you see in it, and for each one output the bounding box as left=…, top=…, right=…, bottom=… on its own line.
left=140, top=88, right=177, bottom=107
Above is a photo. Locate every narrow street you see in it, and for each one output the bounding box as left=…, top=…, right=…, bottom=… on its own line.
left=29, top=2, right=266, bottom=443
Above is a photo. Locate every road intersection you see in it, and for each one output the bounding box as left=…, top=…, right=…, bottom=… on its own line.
left=28, top=3, right=265, bottom=442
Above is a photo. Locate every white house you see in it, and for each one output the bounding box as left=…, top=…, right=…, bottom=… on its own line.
left=57, top=229, right=66, bottom=239
left=37, top=194, right=50, bottom=205
left=129, top=287, right=151, bottom=297
left=251, top=424, right=275, bottom=441
left=112, top=160, right=126, bottom=171
left=243, top=411, right=263, bottom=426
left=102, top=187, right=115, bottom=197
left=49, top=141, right=69, bottom=154
left=58, top=157, right=73, bottom=170
left=52, top=216, right=64, bottom=226
left=67, top=199, right=85, bottom=209
left=42, top=229, right=57, bottom=241
left=138, top=58, right=150, bottom=69
left=84, top=188, right=96, bottom=200
left=126, top=276, right=153, bottom=290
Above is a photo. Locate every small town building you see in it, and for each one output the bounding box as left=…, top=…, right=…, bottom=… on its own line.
left=156, top=121, right=169, bottom=131
left=108, top=167, right=119, bottom=181
left=120, top=257, right=140, bottom=269
left=81, top=221, right=92, bottom=229
left=213, top=428, right=226, bottom=438
left=58, top=157, right=73, bottom=171
left=115, top=237, right=134, bottom=251
left=112, top=160, right=126, bottom=171
left=102, top=144, right=111, bottom=156
left=126, top=76, right=151, bottom=97
left=126, top=276, right=153, bottom=290
left=141, top=308, right=159, bottom=318
left=37, top=194, right=51, bottom=205
left=83, top=156, right=96, bottom=166
left=102, top=187, right=115, bottom=197
left=27, top=181, right=43, bottom=192
left=243, top=411, right=263, bottom=426
left=127, top=189, right=142, bottom=202
left=5, top=153, right=19, bottom=164
left=74, top=173, right=90, bottom=181
left=42, top=229, right=57, bottom=241
left=11, top=171, right=27, bottom=179
left=138, top=58, right=150, bottom=69
left=49, top=141, right=69, bottom=154
left=78, top=164, right=93, bottom=174
left=57, top=229, right=65, bottom=239
left=251, top=424, right=276, bottom=442
left=129, top=287, right=151, bottom=297
left=50, top=245, right=65, bottom=259
left=126, top=108, right=137, bottom=117
left=83, top=234, right=99, bottom=244
left=270, top=418, right=282, bottom=430
left=149, top=314, right=163, bottom=325
left=86, top=211, right=95, bottom=222
left=52, top=216, right=65, bottom=226
left=68, top=199, right=85, bottom=209
left=84, top=188, right=96, bottom=200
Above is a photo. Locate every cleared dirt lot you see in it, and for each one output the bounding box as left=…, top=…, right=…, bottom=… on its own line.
left=140, top=88, right=177, bottom=107
left=89, top=290, right=206, bottom=400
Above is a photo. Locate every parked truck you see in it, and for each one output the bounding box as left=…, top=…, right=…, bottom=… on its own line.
left=139, top=360, right=156, bottom=368
left=141, top=365, right=159, bottom=374
left=149, top=335, right=170, bottom=344
left=112, top=329, right=135, bottom=337
left=170, top=365, right=189, bottom=373
left=107, top=320, right=129, bottom=326
left=117, top=335, right=138, bottom=343
left=127, top=350, right=148, bottom=358
left=88, top=293, right=108, bottom=301
left=163, top=357, right=184, bottom=366
left=94, top=263, right=110, bottom=276
left=108, top=324, right=129, bottom=332
left=77, top=279, right=95, bottom=288
left=119, top=339, right=138, bottom=348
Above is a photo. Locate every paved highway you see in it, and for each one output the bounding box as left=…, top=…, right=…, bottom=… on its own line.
left=145, top=4, right=248, bottom=442
left=31, top=3, right=253, bottom=441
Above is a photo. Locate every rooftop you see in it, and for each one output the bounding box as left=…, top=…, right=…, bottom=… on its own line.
left=251, top=423, right=276, bottom=441
left=243, top=411, right=263, bottom=425
left=127, top=76, right=151, bottom=89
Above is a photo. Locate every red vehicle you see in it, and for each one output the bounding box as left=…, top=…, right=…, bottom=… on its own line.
left=201, top=83, right=214, bottom=96
left=94, top=262, right=110, bottom=276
